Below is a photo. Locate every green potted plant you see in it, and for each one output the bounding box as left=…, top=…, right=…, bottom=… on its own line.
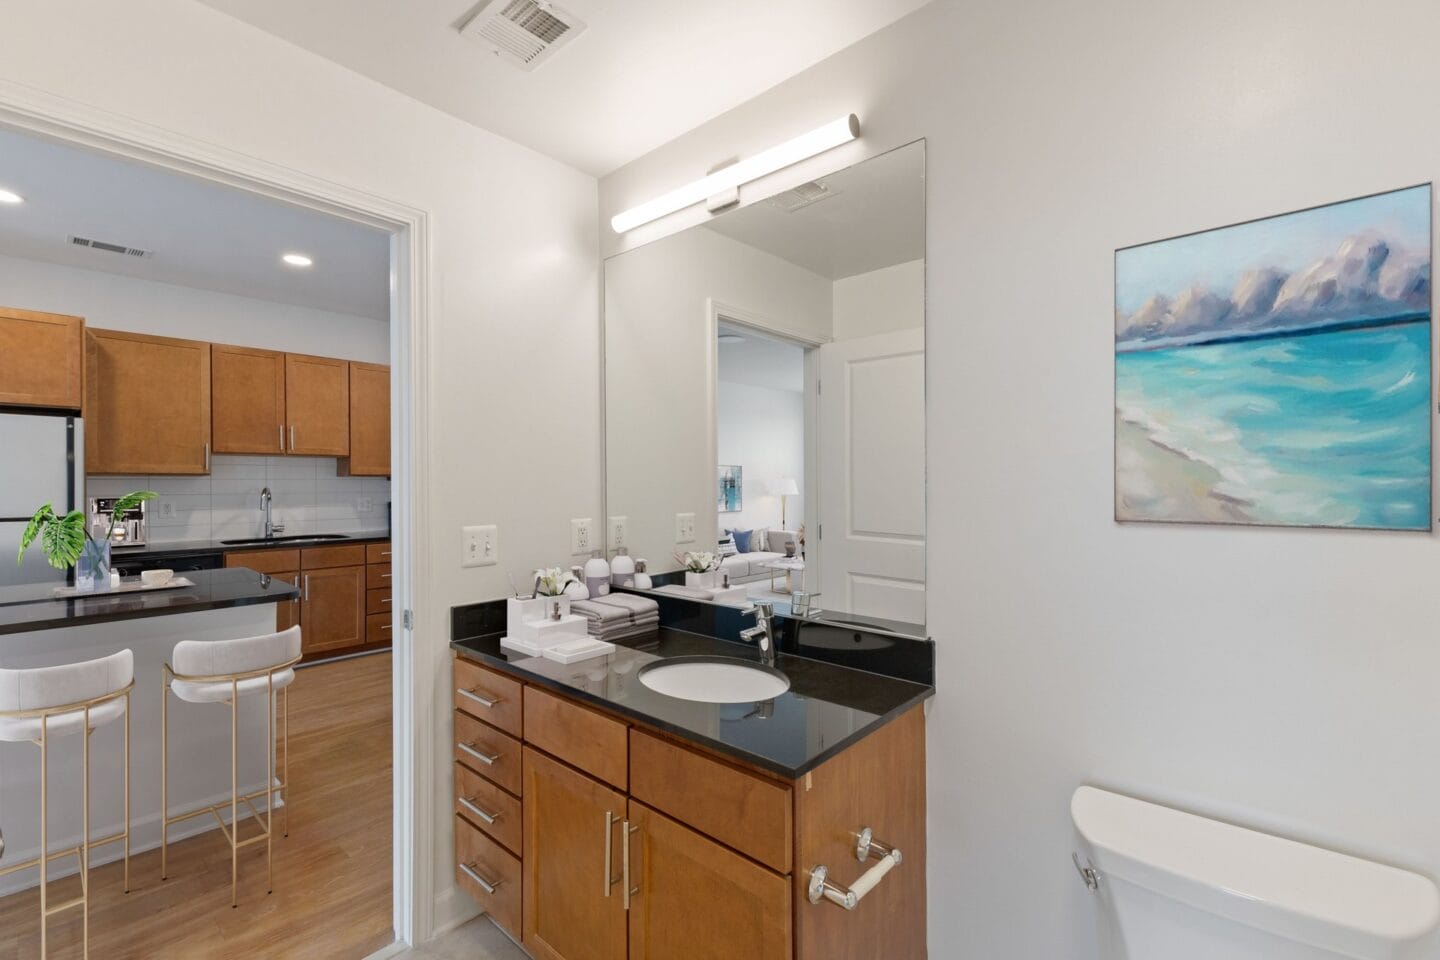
left=18, top=490, right=156, bottom=591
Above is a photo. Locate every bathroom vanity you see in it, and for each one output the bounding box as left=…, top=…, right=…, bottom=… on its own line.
left=449, top=627, right=932, bottom=960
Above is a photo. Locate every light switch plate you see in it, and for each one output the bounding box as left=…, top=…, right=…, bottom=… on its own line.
left=462, top=524, right=498, bottom=567
left=675, top=512, right=696, bottom=544
left=571, top=518, right=592, bottom=555
left=609, top=516, right=628, bottom=549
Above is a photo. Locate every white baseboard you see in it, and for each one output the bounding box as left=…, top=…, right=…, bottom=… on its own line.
left=429, top=883, right=483, bottom=941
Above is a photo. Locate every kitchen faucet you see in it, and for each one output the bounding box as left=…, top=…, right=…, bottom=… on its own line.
left=260, top=487, right=284, bottom=539
left=740, top=601, right=776, bottom=665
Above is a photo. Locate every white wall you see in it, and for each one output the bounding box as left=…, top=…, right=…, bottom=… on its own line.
left=716, top=380, right=804, bottom=534
left=832, top=258, right=924, bottom=341
left=1, top=0, right=599, bottom=937
left=601, top=1, right=1440, bottom=956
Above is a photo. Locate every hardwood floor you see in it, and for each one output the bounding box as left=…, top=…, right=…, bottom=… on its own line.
left=0, top=651, right=394, bottom=960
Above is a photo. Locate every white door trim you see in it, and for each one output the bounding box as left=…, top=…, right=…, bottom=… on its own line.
left=0, top=79, right=435, bottom=948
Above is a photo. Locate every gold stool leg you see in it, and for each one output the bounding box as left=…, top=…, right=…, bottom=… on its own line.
left=39, top=715, right=47, bottom=960
left=160, top=677, right=169, bottom=881
left=282, top=685, right=290, bottom=839
left=230, top=679, right=238, bottom=909
left=266, top=676, right=274, bottom=895
left=123, top=690, right=131, bottom=894
left=81, top=706, right=90, bottom=960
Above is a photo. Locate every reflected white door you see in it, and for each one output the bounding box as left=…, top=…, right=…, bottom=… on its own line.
left=817, top=328, right=925, bottom=623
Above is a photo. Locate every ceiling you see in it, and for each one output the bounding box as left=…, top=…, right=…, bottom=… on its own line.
left=704, top=139, right=924, bottom=279
left=718, top=322, right=804, bottom=393
left=0, top=126, right=391, bottom=320
left=193, top=0, right=933, bottom=176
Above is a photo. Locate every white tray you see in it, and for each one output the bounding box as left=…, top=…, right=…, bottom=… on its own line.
left=541, top=637, right=616, bottom=664
left=53, top=575, right=195, bottom=598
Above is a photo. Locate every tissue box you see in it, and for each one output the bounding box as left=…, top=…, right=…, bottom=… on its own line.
left=507, top=596, right=572, bottom=643
left=708, top=584, right=750, bottom=607
left=684, top=571, right=718, bottom=589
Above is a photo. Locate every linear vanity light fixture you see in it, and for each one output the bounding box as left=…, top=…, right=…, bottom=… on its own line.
left=610, top=113, right=860, bottom=234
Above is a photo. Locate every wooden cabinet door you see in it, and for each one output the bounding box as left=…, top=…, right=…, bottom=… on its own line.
left=212, top=344, right=286, bottom=454
left=343, top=361, right=389, bottom=476
left=299, top=564, right=364, bottom=655
left=626, top=801, right=791, bottom=960
left=0, top=307, right=83, bottom=409
left=85, top=328, right=211, bottom=475
left=274, top=571, right=301, bottom=634
left=522, top=746, right=628, bottom=960
left=284, top=353, right=349, bottom=456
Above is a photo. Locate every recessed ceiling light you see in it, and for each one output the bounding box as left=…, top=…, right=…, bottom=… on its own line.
left=0, top=189, right=24, bottom=205
left=282, top=253, right=313, bottom=268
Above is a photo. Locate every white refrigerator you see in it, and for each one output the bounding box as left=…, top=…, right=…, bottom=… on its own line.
left=0, top=412, right=84, bottom=588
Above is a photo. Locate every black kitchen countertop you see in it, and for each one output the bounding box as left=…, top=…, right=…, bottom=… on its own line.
left=451, top=627, right=933, bottom=779
left=107, top=530, right=391, bottom=559
left=0, top=567, right=300, bottom=636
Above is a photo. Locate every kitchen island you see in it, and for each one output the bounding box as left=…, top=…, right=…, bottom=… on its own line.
left=0, top=568, right=297, bottom=895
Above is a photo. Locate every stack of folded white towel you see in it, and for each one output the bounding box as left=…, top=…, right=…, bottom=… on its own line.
left=569, top=593, right=660, bottom=643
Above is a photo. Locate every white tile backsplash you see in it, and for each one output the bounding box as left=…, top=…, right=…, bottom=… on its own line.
left=88, top=455, right=390, bottom=544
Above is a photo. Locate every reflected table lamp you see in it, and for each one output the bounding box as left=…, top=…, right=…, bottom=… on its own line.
left=772, top=477, right=799, bottom=528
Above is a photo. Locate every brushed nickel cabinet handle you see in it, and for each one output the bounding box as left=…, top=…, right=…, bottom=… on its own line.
left=460, top=862, right=501, bottom=895
left=457, top=688, right=499, bottom=709
left=278, top=425, right=284, bottom=452
left=303, top=574, right=310, bottom=602
left=381, top=598, right=392, bottom=604
left=623, top=821, right=639, bottom=910
left=289, top=425, right=295, bottom=451
left=458, top=742, right=499, bottom=765
left=381, top=573, right=392, bottom=579
left=460, top=796, right=499, bottom=825
left=203, top=442, right=210, bottom=472
left=604, top=811, right=617, bottom=897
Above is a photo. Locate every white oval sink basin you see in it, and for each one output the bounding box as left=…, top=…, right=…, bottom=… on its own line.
left=639, top=657, right=789, bottom=704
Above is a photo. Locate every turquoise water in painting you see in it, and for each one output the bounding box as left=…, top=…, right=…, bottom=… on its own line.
left=1115, top=320, right=1431, bottom=529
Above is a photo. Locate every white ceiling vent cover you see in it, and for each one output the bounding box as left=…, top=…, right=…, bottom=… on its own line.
left=766, top=180, right=840, bottom=213
left=68, top=235, right=152, bottom=258
left=460, top=0, right=587, bottom=71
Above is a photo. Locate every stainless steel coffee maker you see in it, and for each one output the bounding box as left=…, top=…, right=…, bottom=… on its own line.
left=89, top=496, right=149, bottom=547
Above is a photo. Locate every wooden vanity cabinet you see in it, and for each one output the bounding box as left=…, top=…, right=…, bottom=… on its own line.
left=285, top=353, right=349, bottom=456
left=340, top=361, right=390, bottom=476
left=211, top=344, right=286, bottom=454
left=0, top=307, right=83, bottom=409
left=85, top=328, right=211, bottom=475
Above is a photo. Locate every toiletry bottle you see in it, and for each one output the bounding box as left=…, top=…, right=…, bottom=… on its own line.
left=564, top=565, right=590, bottom=601
left=721, top=570, right=731, bottom=590
left=610, top=547, right=635, bottom=588
left=633, top=559, right=652, bottom=590
left=584, top=550, right=611, bottom=597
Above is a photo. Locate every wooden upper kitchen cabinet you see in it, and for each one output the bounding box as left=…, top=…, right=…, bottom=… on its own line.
left=340, top=361, right=389, bottom=476
left=85, top=328, right=211, bottom=475
left=0, top=307, right=84, bottom=410
left=284, top=353, right=349, bottom=457
left=211, top=344, right=286, bottom=454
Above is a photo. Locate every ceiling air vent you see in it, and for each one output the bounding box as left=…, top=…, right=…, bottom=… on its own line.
left=766, top=180, right=839, bottom=213
left=69, top=235, right=152, bottom=259
left=459, top=0, right=587, bottom=72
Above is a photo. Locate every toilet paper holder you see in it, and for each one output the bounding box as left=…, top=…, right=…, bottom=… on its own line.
left=807, top=826, right=903, bottom=910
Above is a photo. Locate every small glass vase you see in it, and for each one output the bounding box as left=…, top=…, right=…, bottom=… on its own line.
left=75, top=538, right=112, bottom=593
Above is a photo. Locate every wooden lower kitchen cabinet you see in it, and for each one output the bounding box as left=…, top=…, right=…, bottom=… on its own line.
left=298, top=564, right=364, bottom=655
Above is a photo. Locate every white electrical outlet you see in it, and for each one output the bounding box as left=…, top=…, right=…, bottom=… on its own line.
left=675, top=512, right=696, bottom=544
left=157, top=500, right=176, bottom=520
left=571, top=518, right=592, bottom=555
left=609, top=516, right=628, bottom=549
left=462, top=524, right=498, bottom=568
left=356, top=497, right=374, bottom=513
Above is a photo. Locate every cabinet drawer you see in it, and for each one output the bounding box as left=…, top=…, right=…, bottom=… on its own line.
left=453, top=657, right=522, bottom=737
left=301, top=544, right=366, bottom=570
left=366, top=562, right=392, bottom=589
left=365, top=542, right=392, bottom=564
left=224, top=549, right=300, bottom=576
left=454, top=761, right=522, bottom=856
left=630, top=729, right=792, bottom=873
left=365, top=587, right=392, bottom=615
left=523, top=686, right=628, bottom=791
left=454, top=711, right=523, bottom=796
left=366, top=612, right=393, bottom=645
left=454, top=813, right=521, bottom=941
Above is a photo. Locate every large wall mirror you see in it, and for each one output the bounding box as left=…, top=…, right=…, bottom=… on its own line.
left=604, top=139, right=926, bottom=632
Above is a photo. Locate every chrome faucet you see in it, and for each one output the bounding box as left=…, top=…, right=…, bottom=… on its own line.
left=740, top=601, right=776, bottom=665
left=260, top=487, right=284, bottom=539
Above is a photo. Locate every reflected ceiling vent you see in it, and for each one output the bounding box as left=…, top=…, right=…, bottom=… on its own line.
left=766, top=180, right=839, bottom=213
left=459, top=0, right=587, bottom=72
left=68, top=235, right=152, bottom=258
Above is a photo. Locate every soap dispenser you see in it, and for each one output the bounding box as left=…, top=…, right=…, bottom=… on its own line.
left=564, top=565, right=590, bottom=601
left=583, top=550, right=611, bottom=597
left=611, top=547, right=635, bottom=588
left=633, top=559, right=652, bottom=590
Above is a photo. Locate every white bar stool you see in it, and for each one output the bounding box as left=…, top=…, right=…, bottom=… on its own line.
left=161, top=625, right=300, bottom=908
left=0, top=649, right=134, bottom=960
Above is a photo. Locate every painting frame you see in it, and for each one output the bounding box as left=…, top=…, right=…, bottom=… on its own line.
left=1114, top=183, right=1433, bottom=532
left=718, top=464, right=743, bottom=513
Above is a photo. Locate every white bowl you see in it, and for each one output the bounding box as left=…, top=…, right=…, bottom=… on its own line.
left=141, top=569, right=174, bottom=587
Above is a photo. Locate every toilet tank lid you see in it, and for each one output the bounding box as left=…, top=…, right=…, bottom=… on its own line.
left=1071, top=786, right=1440, bottom=959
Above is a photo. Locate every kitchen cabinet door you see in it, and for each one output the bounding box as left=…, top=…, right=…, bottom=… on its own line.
left=299, top=564, right=364, bottom=655
left=342, top=361, right=389, bottom=476
left=626, top=801, right=791, bottom=960
left=522, top=746, right=628, bottom=960
left=284, top=353, right=349, bottom=456
left=0, top=307, right=83, bottom=409
left=212, top=344, right=286, bottom=454
left=274, top=571, right=301, bottom=634
left=85, top=328, right=211, bottom=475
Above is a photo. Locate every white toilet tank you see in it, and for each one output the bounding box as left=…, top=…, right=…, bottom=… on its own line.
left=1071, top=787, right=1440, bottom=960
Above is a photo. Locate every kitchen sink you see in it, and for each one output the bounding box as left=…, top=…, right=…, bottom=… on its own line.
left=638, top=656, right=789, bottom=704
left=219, top=534, right=353, bottom=546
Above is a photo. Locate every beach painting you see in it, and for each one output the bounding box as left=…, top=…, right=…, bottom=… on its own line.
left=1115, top=185, right=1432, bottom=530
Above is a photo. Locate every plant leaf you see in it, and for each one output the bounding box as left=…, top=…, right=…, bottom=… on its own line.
left=40, top=511, right=87, bottom=569
left=17, top=503, right=56, bottom=566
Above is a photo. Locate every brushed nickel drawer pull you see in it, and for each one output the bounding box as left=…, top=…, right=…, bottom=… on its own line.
left=381, top=598, right=392, bottom=604
left=381, top=550, right=392, bottom=557
left=458, top=688, right=500, bottom=708
left=622, top=821, right=639, bottom=910
left=460, top=796, right=499, bottom=825
left=807, top=827, right=903, bottom=911
left=458, top=742, right=499, bottom=766
left=460, top=862, right=502, bottom=895
left=604, top=811, right=616, bottom=897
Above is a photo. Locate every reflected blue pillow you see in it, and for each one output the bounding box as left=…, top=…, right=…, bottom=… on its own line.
left=733, top=529, right=754, bottom=553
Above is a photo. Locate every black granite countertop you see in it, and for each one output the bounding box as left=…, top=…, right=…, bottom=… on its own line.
left=451, top=627, right=933, bottom=779
left=107, top=530, right=391, bottom=559
left=0, top=567, right=300, bottom=636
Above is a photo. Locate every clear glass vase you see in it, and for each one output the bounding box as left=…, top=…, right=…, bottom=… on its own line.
left=75, top=538, right=112, bottom=592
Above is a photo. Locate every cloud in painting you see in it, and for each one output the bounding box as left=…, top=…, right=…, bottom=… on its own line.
left=1117, top=232, right=1430, bottom=348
